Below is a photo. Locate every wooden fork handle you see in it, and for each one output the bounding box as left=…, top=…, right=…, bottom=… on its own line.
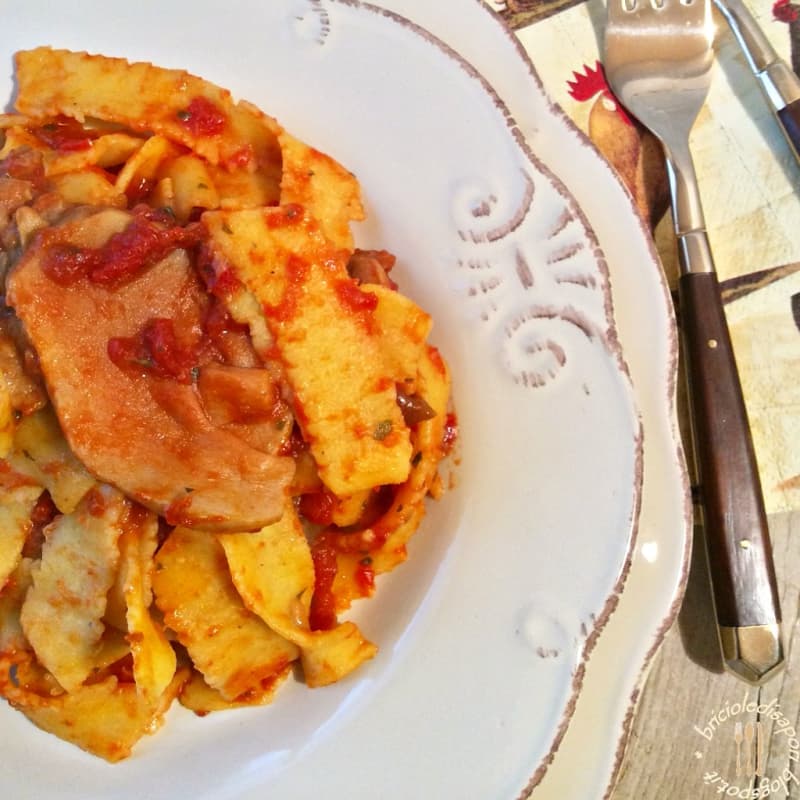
left=679, top=271, right=781, bottom=628
left=777, top=99, right=800, bottom=165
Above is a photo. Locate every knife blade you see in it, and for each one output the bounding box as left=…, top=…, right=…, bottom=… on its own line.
left=714, top=0, right=800, bottom=165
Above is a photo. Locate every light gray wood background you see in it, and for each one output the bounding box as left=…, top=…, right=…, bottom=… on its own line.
left=612, top=511, right=800, bottom=799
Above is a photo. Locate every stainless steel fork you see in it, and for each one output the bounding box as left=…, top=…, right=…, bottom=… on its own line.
left=604, top=0, right=784, bottom=684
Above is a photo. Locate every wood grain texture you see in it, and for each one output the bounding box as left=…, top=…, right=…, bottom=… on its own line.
left=610, top=511, right=800, bottom=798
left=495, top=0, right=588, bottom=27
left=680, top=272, right=781, bottom=628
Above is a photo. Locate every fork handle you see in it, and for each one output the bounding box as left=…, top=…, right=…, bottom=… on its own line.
left=777, top=99, right=800, bottom=165
left=679, top=270, right=781, bottom=628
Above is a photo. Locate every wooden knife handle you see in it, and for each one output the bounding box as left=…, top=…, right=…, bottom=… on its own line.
left=777, top=99, right=800, bottom=165
left=679, top=271, right=781, bottom=628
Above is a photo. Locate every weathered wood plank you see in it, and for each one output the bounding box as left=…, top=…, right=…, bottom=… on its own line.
left=611, top=511, right=800, bottom=798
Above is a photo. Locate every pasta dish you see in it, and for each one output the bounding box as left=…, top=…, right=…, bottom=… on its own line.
left=0, top=48, right=454, bottom=761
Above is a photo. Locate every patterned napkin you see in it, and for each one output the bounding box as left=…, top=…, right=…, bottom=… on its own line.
left=493, top=0, right=800, bottom=513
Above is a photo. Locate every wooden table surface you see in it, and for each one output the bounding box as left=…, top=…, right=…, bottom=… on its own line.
left=612, top=511, right=800, bottom=799
left=496, top=0, right=800, bottom=796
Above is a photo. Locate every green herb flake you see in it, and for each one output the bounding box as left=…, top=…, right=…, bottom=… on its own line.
left=221, top=221, right=233, bottom=235
left=176, top=109, right=192, bottom=122
left=373, top=420, right=393, bottom=441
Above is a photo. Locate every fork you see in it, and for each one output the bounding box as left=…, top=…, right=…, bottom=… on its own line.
left=604, top=0, right=784, bottom=684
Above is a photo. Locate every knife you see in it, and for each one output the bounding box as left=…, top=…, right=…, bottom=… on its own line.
left=682, top=269, right=784, bottom=685
left=714, top=0, right=800, bottom=165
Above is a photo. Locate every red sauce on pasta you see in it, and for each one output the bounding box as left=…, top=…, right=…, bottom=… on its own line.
left=33, top=116, right=96, bottom=152
left=298, top=490, right=336, bottom=526
left=309, top=537, right=339, bottom=631
left=41, top=207, right=203, bottom=287
left=335, top=279, right=378, bottom=314
left=107, top=318, right=198, bottom=384
left=355, top=559, right=375, bottom=595
left=177, top=97, right=227, bottom=137
left=266, top=254, right=309, bottom=322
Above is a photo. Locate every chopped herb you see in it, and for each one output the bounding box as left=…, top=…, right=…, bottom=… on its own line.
left=184, top=487, right=194, bottom=493
left=132, top=357, right=155, bottom=369
left=9, top=663, right=18, bottom=687
left=197, top=182, right=208, bottom=189
left=411, top=451, right=423, bottom=466
left=176, top=109, right=192, bottom=122
left=275, top=419, right=287, bottom=430
left=190, top=365, right=201, bottom=382
left=373, top=420, right=393, bottom=440
left=222, top=221, right=233, bottom=234
left=359, top=556, right=373, bottom=566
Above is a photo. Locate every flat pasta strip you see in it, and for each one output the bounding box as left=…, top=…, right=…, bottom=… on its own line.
left=14, top=48, right=283, bottom=172
left=179, top=665, right=291, bottom=715
left=0, top=480, right=41, bottom=589
left=204, top=206, right=412, bottom=495
left=0, top=557, right=34, bottom=652
left=20, top=485, right=127, bottom=691
left=278, top=130, right=364, bottom=250
left=362, top=284, right=433, bottom=384
left=153, top=526, right=299, bottom=701
left=119, top=510, right=177, bottom=704
left=332, top=345, right=451, bottom=605
left=6, top=406, right=96, bottom=514
left=218, top=502, right=377, bottom=688
left=0, top=651, right=189, bottom=763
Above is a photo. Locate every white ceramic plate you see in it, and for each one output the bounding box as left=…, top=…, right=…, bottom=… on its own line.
left=373, top=1, right=693, bottom=797
left=0, top=2, right=647, bottom=798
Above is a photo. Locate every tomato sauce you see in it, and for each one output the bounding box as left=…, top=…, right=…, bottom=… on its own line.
left=427, top=345, right=447, bottom=377
left=298, top=489, right=336, bottom=526
left=442, top=412, right=459, bottom=455
left=22, top=491, right=58, bottom=560
left=176, top=96, right=227, bottom=137
left=266, top=255, right=309, bottom=323
left=225, top=144, right=254, bottom=169
left=86, top=487, right=107, bottom=517
left=196, top=243, right=244, bottom=299
left=107, top=318, right=199, bottom=384
left=0, top=148, right=45, bottom=187
left=42, top=207, right=203, bottom=288
left=125, top=175, right=156, bottom=206
left=32, top=116, right=97, bottom=153
left=354, top=558, right=376, bottom=596
left=309, top=537, right=339, bottom=631
left=335, top=279, right=378, bottom=314
left=265, top=204, right=303, bottom=229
